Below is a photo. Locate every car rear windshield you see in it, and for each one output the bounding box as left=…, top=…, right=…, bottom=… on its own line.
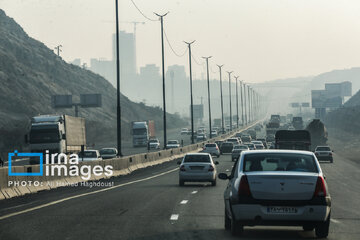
left=222, top=143, right=233, bottom=147
left=184, top=155, right=210, bottom=163
left=227, top=139, right=237, bottom=142
left=243, top=153, right=318, bottom=173
left=100, top=149, right=116, bottom=154
left=168, top=141, right=178, bottom=144
left=316, top=147, right=330, bottom=151
left=205, top=144, right=216, bottom=147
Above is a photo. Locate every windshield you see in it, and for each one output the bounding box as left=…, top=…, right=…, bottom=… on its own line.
left=100, top=149, right=116, bottom=154
left=79, top=151, right=97, bottom=158
left=184, top=155, right=210, bottom=163
left=168, top=141, right=178, bottom=144
left=243, top=153, right=318, bottom=173
left=133, top=129, right=147, bottom=135
left=205, top=144, right=216, bottom=147
left=149, top=140, right=158, bottom=143
left=316, top=147, right=331, bottom=151
left=29, top=129, right=60, bottom=143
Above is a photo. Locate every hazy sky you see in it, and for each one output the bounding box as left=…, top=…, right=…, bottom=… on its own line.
left=1, top=0, right=360, bottom=83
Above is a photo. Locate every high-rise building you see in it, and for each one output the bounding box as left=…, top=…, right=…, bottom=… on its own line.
left=90, top=58, right=115, bottom=86
left=112, top=31, right=136, bottom=78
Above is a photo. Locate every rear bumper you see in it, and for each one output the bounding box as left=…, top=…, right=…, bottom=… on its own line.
left=231, top=204, right=330, bottom=223
left=317, top=156, right=333, bottom=161
left=179, top=171, right=216, bottom=182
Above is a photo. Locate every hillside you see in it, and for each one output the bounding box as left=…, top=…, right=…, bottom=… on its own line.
left=0, top=9, right=186, bottom=152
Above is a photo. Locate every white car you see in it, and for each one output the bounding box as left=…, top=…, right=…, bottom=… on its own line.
left=211, top=130, right=218, bottom=137
left=99, top=148, right=118, bottom=159
left=78, top=150, right=102, bottom=161
left=227, top=138, right=241, bottom=146
left=166, top=140, right=180, bottom=149
left=202, top=143, right=220, bottom=157
left=181, top=128, right=188, bottom=135
left=219, top=150, right=331, bottom=238
left=178, top=153, right=219, bottom=186
left=148, top=139, right=160, bottom=149
left=314, top=146, right=333, bottom=163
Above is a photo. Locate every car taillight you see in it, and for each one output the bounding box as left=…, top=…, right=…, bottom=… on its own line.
left=329, top=152, right=332, bottom=156
left=208, top=166, right=214, bottom=172
left=180, top=165, right=186, bottom=171
left=238, top=175, right=251, bottom=197
left=313, top=176, right=327, bottom=197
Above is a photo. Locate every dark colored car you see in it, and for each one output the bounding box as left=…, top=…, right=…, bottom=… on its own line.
left=220, top=142, right=234, bottom=154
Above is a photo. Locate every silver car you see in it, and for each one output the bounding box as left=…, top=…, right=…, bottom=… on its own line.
left=314, top=146, right=333, bottom=163
left=219, top=150, right=331, bottom=238
left=231, top=145, right=249, bottom=161
left=202, top=143, right=220, bottom=158
left=178, top=153, right=219, bottom=186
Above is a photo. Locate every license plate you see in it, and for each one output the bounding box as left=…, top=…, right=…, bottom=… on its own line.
left=190, top=166, right=204, bottom=170
left=267, top=207, right=298, bottom=214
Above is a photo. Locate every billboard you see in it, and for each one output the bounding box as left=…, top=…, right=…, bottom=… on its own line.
left=311, top=90, right=342, bottom=108
left=291, top=103, right=300, bottom=108
left=52, top=95, right=73, bottom=108
left=192, top=104, right=204, bottom=119
left=80, top=94, right=102, bottom=108
left=325, top=81, right=352, bottom=97
left=301, top=102, right=310, bottom=107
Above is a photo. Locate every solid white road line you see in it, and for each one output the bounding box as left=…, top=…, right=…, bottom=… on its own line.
left=0, top=168, right=179, bottom=221
left=191, top=191, right=198, bottom=194
left=180, top=200, right=188, bottom=204
left=170, top=214, right=179, bottom=220
left=331, top=219, right=341, bottom=224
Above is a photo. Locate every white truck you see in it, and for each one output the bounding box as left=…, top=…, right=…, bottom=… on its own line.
left=132, top=120, right=155, bottom=147
left=27, top=115, right=86, bottom=164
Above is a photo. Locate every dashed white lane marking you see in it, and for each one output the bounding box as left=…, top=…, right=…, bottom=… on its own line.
left=0, top=168, right=179, bottom=221
left=226, top=169, right=230, bottom=172
left=331, top=219, right=341, bottom=224
left=191, top=191, right=198, bottom=194
left=180, top=200, right=188, bottom=204
left=170, top=214, right=179, bottom=220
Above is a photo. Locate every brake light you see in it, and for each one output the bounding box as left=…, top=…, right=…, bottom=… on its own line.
left=313, top=176, right=327, bottom=197
left=329, top=152, right=332, bottom=156
left=180, top=165, right=186, bottom=171
left=238, top=175, right=252, bottom=197
left=208, top=165, right=214, bottom=172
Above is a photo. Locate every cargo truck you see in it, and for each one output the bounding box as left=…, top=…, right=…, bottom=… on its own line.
left=27, top=115, right=86, bottom=164
left=132, top=120, right=155, bottom=147
left=275, top=130, right=311, bottom=151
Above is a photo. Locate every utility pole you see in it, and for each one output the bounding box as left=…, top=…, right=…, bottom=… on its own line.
left=248, top=85, right=251, bottom=123
left=234, top=76, right=239, bottom=129
left=217, top=65, right=224, bottom=134
left=184, top=40, right=195, bottom=144
left=227, top=71, right=233, bottom=131
left=243, top=83, right=247, bottom=125
left=115, top=0, right=123, bottom=156
left=240, top=81, right=244, bottom=126
left=154, top=12, right=169, bottom=149
left=54, top=45, right=62, bottom=56
left=203, top=56, right=212, bottom=138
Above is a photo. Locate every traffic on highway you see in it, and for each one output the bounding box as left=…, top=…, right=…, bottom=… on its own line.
left=1, top=1, right=360, bottom=240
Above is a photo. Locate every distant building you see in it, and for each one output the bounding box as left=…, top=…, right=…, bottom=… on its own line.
left=166, top=65, right=187, bottom=113
left=90, top=58, right=115, bottom=86
left=112, top=31, right=136, bottom=78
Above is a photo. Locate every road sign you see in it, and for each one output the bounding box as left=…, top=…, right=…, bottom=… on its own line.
left=80, top=94, right=102, bottom=108
left=301, top=102, right=310, bottom=107
left=192, top=104, right=204, bottom=120
left=291, top=103, right=300, bottom=108
left=52, top=95, right=73, bottom=108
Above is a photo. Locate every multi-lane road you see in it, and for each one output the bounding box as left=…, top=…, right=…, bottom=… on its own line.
left=0, top=149, right=359, bottom=239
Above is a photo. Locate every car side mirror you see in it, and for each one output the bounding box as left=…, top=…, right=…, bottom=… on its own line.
left=62, top=133, right=66, bottom=140
left=218, top=173, right=229, bottom=180
left=215, top=161, right=219, bottom=165
left=177, top=160, right=181, bottom=165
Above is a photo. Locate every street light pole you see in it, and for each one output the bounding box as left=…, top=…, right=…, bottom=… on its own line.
left=184, top=40, right=195, bottom=144
left=234, top=76, right=239, bottom=129
left=227, top=71, right=233, bottom=132
left=248, top=85, right=251, bottom=123
left=154, top=12, right=169, bottom=149
left=217, top=65, right=224, bottom=134
left=203, top=56, right=212, bottom=138
left=243, top=83, right=247, bottom=125
left=115, top=0, right=123, bottom=156
left=240, top=80, right=244, bottom=126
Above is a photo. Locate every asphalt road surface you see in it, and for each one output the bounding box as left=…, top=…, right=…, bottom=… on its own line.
left=0, top=151, right=359, bottom=240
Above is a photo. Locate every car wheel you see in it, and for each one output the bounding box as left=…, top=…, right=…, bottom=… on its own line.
left=217, top=155, right=220, bottom=158
left=315, top=214, right=330, bottom=238
left=330, top=159, right=333, bottom=163
left=231, top=218, right=244, bottom=236
left=225, top=210, right=231, bottom=230
left=211, top=179, right=217, bottom=186
left=302, top=225, right=315, bottom=231
left=179, top=180, right=184, bottom=186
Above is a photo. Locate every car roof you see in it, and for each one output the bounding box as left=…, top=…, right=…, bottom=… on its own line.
left=242, top=149, right=313, bottom=156
left=185, top=153, right=211, bottom=156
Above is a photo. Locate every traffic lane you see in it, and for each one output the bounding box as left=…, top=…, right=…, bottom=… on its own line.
left=0, top=153, right=234, bottom=240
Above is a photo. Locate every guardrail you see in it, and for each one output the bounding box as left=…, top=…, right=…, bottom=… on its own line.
left=0, top=120, right=262, bottom=200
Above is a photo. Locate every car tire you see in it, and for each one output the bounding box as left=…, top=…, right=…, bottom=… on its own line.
left=179, top=180, right=184, bottom=186
left=315, top=214, right=330, bottom=238
left=330, top=159, right=333, bottom=163
left=225, top=210, right=231, bottom=230
left=231, top=218, right=244, bottom=236
left=302, top=225, right=315, bottom=231
left=211, top=179, right=217, bottom=186
left=217, top=155, right=220, bottom=158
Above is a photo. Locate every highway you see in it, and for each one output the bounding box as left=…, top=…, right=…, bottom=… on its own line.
left=0, top=149, right=359, bottom=239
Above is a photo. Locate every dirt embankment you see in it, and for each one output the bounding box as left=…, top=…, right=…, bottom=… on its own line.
left=327, top=127, right=360, bottom=164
